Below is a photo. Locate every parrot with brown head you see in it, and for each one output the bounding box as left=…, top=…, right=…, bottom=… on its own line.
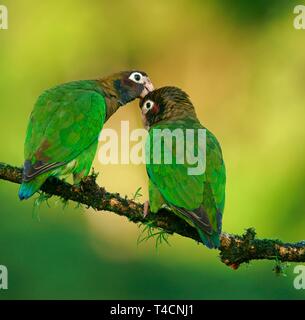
left=140, top=86, right=226, bottom=248
left=19, top=71, right=154, bottom=200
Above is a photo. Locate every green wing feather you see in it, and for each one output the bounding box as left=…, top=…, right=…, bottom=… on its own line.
left=25, top=80, right=106, bottom=164
left=204, top=130, right=226, bottom=225
left=19, top=80, right=106, bottom=199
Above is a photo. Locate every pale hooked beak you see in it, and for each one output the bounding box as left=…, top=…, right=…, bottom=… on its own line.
left=140, top=76, right=154, bottom=98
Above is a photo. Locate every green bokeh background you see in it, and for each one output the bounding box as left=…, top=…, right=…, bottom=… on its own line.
left=1, top=0, right=305, bottom=299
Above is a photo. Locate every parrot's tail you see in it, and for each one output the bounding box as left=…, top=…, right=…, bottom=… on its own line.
left=196, top=227, right=220, bottom=249
left=18, top=174, right=48, bottom=200
left=173, top=206, right=221, bottom=249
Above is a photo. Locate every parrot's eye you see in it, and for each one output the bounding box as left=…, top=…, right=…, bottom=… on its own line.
left=129, top=72, right=143, bottom=83
left=143, top=100, right=154, bottom=111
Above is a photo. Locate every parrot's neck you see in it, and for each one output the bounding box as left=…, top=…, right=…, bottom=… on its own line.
left=97, top=79, right=122, bottom=121
left=104, top=96, right=122, bottom=121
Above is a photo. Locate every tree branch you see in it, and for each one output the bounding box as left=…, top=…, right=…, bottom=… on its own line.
left=1, top=162, right=305, bottom=270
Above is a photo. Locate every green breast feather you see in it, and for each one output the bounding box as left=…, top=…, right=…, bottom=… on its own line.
left=146, top=121, right=226, bottom=248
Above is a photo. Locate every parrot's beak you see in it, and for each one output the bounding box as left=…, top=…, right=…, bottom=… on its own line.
left=140, top=77, right=154, bottom=98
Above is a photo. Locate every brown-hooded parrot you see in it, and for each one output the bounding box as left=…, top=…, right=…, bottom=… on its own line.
left=19, top=71, right=154, bottom=200
left=140, top=86, right=226, bottom=248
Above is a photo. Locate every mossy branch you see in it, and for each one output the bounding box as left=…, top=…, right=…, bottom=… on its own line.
left=1, top=162, right=305, bottom=270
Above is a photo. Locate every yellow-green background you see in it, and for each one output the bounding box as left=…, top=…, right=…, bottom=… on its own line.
left=0, top=0, right=305, bottom=299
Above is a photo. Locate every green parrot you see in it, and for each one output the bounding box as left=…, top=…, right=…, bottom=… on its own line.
left=19, top=71, right=154, bottom=200
left=140, top=87, right=226, bottom=248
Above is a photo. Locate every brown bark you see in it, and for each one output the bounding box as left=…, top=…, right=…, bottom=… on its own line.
left=1, top=162, right=304, bottom=270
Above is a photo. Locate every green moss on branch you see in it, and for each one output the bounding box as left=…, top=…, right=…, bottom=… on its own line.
left=1, top=162, right=305, bottom=269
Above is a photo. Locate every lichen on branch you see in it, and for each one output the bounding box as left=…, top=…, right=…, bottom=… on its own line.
left=1, top=162, right=305, bottom=270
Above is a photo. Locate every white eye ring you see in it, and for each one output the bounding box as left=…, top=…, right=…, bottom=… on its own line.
left=143, top=100, right=154, bottom=112
left=129, top=72, right=143, bottom=83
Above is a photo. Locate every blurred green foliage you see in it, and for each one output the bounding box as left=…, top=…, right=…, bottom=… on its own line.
left=0, top=0, right=305, bottom=299
left=212, top=0, right=298, bottom=25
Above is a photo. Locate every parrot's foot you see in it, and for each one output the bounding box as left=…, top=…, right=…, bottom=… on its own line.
left=143, top=200, right=150, bottom=218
